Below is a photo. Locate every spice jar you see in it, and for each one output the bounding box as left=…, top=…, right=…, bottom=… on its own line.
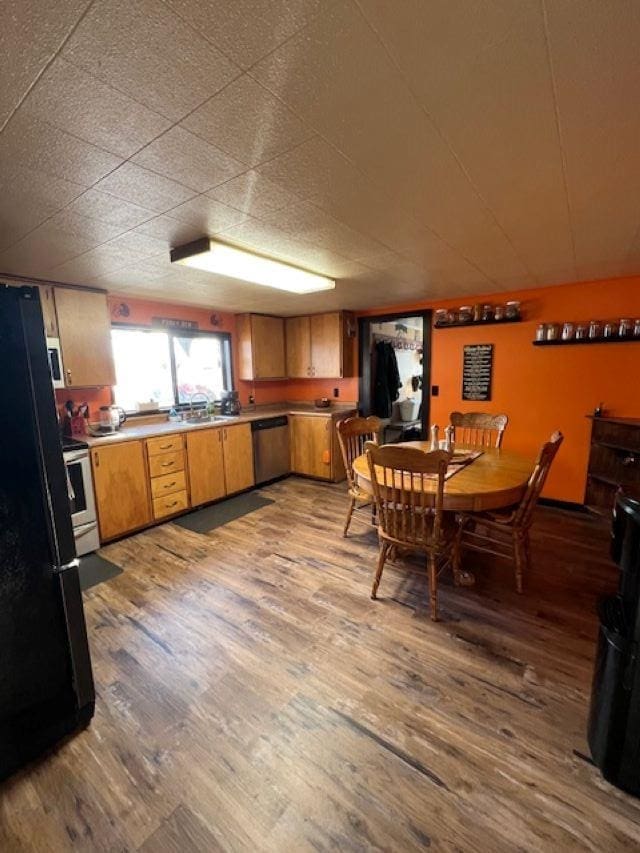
left=434, top=309, right=447, bottom=327
left=458, top=306, right=472, bottom=323
left=535, top=323, right=546, bottom=342
left=473, top=304, right=482, bottom=322
left=576, top=324, right=587, bottom=340
left=603, top=322, right=614, bottom=339
left=588, top=320, right=601, bottom=339
left=634, top=319, right=640, bottom=338
left=546, top=323, right=558, bottom=341
left=561, top=322, right=574, bottom=340
left=619, top=318, right=631, bottom=337
left=505, top=300, right=521, bottom=320
left=482, top=304, right=493, bottom=321
left=494, top=304, right=505, bottom=321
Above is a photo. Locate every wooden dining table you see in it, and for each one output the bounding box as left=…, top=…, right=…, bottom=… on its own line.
left=352, top=441, right=533, bottom=512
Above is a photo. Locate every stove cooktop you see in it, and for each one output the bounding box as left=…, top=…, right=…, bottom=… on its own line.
left=62, top=437, right=89, bottom=452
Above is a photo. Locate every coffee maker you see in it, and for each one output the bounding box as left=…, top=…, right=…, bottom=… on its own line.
left=221, top=389, right=241, bottom=416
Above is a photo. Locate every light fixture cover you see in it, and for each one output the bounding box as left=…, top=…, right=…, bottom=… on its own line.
left=170, top=238, right=335, bottom=294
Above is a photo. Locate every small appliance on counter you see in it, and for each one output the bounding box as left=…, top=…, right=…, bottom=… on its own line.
left=221, top=389, right=241, bottom=416
left=98, top=405, right=127, bottom=432
left=588, top=486, right=640, bottom=795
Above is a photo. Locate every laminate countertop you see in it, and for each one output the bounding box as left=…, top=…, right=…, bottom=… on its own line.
left=83, top=403, right=357, bottom=447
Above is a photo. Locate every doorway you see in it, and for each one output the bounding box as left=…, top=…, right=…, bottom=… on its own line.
left=358, top=310, right=431, bottom=443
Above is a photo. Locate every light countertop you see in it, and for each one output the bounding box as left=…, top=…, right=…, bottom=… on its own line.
left=83, top=402, right=357, bottom=447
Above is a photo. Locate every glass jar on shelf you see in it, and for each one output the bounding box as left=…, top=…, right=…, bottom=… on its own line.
left=603, top=322, right=614, bottom=339
left=576, top=324, right=587, bottom=340
left=494, top=304, right=505, bottom=321
left=458, top=306, right=472, bottom=323
left=546, top=323, right=559, bottom=341
left=535, top=323, right=546, bottom=341
left=505, top=300, right=521, bottom=320
left=588, top=320, right=601, bottom=339
left=434, top=308, right=448, bottom=327
left=634, top=319, right=640, bottom=338
left=482, top=304, right=494, bottom=321
left=619, top=318, right=631, bottom=337
left=473, top=303, right=482, bottom=322
left=561, top=322, right=574, bottom=340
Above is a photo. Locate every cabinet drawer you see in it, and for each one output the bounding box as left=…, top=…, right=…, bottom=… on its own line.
left=146, top=434, right=184, bottom=456
left=153, top=490, right=189, bottom=520
left=150, top=469, right=186, bottom=499
left=148, top=450, right=185, bottom=478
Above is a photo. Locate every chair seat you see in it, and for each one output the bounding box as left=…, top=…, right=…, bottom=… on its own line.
left=349, top=485, right=374, bottom=503
left=465, top=506, right=518, bottom=526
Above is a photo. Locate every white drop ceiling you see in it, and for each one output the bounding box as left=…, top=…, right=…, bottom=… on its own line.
left=1, top=0, right=639, bottom=315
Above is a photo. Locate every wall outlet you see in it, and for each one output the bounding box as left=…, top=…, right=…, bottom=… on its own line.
left=431, top=385, right=439, bottom=397
left=333, top=387, right=339, bottom=398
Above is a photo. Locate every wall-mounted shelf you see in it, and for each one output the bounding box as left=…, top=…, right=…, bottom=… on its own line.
left=434, top=317, right=521, bottom=330
left=533, top=335, right=640, bottom=347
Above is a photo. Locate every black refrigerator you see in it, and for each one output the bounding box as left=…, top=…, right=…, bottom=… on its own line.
left=0, top=284, right=94, bottom=781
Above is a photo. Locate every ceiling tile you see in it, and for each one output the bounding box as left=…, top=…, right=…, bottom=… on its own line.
left=65, top=189, right=156, bottom=229
left=0, top=0, right=91, bottom=128
left=0, top=223, right=100, bottom=276
left=22, top=58, right=171, bottom=158
left=134, top=215, right=204, bottom=245
left=545, top=1, right=640, bottom=270
left=168, top=195, right=248, bottom=232
left=182, top=75, right=312, bottom=167
left=61, top=0, right=240, bottom=121
left=164, top=0, right=329, bottom=70
left=46, top=209, right=127, bottom=243
left=0, top=111, right=122, bottom=186
left=94, top=163, right=197, bottom=213
left=132, top=126, right=245, bottom=192
left=207, top=170, right=301, bottom=217
left=255, top=137, right=361, bottom=200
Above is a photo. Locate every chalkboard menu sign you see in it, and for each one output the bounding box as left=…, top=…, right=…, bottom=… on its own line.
left=462, top=343, right=493, bottom=401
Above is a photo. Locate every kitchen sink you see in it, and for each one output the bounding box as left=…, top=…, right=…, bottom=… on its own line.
left=181, top=414, right=236, bottom=425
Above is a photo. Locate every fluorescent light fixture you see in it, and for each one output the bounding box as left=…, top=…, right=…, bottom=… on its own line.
left=170, top=238, right=335, bottom=294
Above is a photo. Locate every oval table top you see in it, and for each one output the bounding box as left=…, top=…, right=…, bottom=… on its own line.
left=352, top=442, right=533, bottom=512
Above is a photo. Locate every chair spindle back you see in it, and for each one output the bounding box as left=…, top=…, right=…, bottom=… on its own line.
left=337, top=416, right=381, bottom=490
left=514, top=431, right=563, bottom=528
left=449, top=411, right=508, bottom=448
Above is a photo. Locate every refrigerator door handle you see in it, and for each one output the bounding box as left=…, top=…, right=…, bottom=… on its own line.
left=54, top=558, right=80, bottom=575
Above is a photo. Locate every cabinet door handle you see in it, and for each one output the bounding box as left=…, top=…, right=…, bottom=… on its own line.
left=94, top=452, right=99, bottom=468
left=159, top=443, right=173, bottom=450
left=164, top=481, right=177, bottom=489
left=161, top=460, right=175, bottom=467
left=167, top=500, right=178, bottom=508
left=66, top=368, right=72, bottom=383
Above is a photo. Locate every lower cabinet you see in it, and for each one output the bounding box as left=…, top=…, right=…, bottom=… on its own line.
left=91, top=441, right=152, bottom=541
left=289, top=415, right=346, bottom=481
left=222, top=423, right=255, bottom=494
left=187, top=428, right=226, bottom=507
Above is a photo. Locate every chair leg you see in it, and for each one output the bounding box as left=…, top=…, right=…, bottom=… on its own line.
left=428, top=553, right=438, bottom=621
left=343, top=496, right=356, bottom=537
left=514, top=533, right=526, bottom=594
left=371, top=542, right=388, bottom=599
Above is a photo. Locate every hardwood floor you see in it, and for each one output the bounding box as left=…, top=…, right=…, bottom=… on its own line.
left=2, top=477, right=640, bottom=851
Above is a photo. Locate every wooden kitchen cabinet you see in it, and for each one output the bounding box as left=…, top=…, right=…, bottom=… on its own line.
left=55, top=288, right=116, bottom=387
left=222, top=423, right=255, bottom=494
left=236, top=313, right=286, bottom=380
left=290, top=415, right=332, bottom=480
left=37, top=285, right=58, bottom=337
left=285, top=312, right=354, bottom=379
left=92, top=441, right=151, bottom=541
left=187, top=428, right=226, bottom=507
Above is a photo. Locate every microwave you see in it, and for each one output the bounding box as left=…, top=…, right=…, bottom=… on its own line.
left=46, top=337, right=65, bottom=389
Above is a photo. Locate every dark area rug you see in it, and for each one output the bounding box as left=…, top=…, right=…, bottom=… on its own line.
left=173, top=492, right=274, bottom=534
left=78, top=553, right=123, bottom=592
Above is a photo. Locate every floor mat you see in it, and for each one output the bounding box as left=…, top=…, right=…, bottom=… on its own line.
left=78, top=553, right=123, bottom=591
left=173, top=492, right=275, bottom=534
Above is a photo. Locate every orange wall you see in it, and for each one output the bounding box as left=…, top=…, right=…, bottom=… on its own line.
left=362, top=275, right=640, bottom=504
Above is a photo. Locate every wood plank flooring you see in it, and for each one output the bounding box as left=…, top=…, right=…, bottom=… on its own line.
left=2, top=477, right=640, bottom=851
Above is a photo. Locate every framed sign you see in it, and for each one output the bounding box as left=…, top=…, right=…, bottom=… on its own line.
left=152, top=316, right=199, bottom=331
left=462, top=343, right=493, bottom=401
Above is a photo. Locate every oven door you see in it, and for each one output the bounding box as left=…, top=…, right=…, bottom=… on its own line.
left=64, top=450, right=96, bottom=528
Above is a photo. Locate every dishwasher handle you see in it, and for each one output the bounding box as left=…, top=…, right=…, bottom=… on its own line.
left=251, top=416, right=288, bottom=431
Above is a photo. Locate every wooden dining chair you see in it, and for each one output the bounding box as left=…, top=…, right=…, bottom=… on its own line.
left=365, top=442, right=458, bottom=621
left=336, top=415, right=382, bottom=536
left=455, top=431, right=563, bottom=593
left=449, top=411, right=508, bottom=448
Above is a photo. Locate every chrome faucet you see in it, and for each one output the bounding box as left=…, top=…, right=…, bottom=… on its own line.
left=183, top=392, right=210, bottom=421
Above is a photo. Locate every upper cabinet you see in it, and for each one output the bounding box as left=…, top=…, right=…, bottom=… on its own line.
left=55, top=288, right=116, bottom=388
left=37, top=285, right=58, bottom=337
left=286, top=311, right=355, bottom=379
left=236, top=313, right=286, bottom=381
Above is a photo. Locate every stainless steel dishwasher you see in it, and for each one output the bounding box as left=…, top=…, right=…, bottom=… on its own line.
left=251, top=415, right=290, bottom=484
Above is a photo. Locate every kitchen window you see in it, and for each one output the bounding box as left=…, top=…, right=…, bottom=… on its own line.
left=112, top=327, right=232, bottom=413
